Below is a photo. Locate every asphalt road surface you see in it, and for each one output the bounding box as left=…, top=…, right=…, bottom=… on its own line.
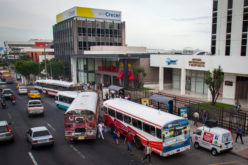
left=0, top=83, right=247, bottom=165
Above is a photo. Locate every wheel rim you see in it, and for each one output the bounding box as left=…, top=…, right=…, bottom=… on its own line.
left=212, top=149, right=216, bottom=155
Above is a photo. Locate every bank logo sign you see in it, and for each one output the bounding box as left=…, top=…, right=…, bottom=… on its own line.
left=56, top=7, right=121, bottom=23
left=166, top=58, right=177, bottom=65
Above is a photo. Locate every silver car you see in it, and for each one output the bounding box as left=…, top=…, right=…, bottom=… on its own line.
left=27, top=100, right=44, bottom=117
left=26, top=126, right=54, bottom=149
left=0, top=121, right=14, bottom=142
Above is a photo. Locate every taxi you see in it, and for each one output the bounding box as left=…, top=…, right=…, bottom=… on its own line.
left=28, top=90, right=41, bottom=99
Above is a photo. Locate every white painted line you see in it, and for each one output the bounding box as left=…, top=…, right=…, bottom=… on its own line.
left=8, top=113, right=12, bottom=119
left=28, top=152, right=39, bottom=165
left=69, top=145, right=86, bottom=159
left=47, top=123, right=56, bottom=132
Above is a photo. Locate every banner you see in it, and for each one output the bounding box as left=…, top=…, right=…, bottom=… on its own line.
left=178, top=107, right=188, bottom=118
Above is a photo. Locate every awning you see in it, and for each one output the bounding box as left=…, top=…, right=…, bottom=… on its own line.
left=149, top=94, right=173, bottom=104
left=108, top=85, right=124, bottom=91
left=117, top=70, right=124, bottom=79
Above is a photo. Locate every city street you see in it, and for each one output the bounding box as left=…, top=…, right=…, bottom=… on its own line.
left=0, top=83, right=248, bottom=165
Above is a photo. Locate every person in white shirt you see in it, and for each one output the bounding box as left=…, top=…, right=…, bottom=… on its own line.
left=98, top=122, right=105, bottom=140
left=143, top=141, right=152, bottom=164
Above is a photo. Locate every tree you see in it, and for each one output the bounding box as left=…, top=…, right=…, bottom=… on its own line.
left=15, top=60, right=39, bottom=82
left=132, top=65, right=147, bottom=89
left=205, top=66, right=224, bottom=105
left=40, top=58, right=66, bottom=79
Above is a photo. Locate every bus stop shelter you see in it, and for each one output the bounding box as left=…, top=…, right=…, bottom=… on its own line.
left=149, top=94, right=174, bottom=113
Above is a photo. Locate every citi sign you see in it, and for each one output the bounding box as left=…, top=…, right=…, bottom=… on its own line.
left=166, top=58, right=177, bottom=65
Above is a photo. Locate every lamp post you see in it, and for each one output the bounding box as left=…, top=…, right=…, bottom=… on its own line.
left=44, top=47, right=47, bottom=79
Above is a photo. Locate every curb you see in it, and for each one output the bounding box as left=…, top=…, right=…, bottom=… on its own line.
left=230, top=150, right=248, bottom=160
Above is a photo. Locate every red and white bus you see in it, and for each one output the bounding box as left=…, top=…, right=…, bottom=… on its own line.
left=103, top=98, right=190, bottom=157
left=34, top=79, right=82, bottom=96
left=64, top=92, right=98, bottom=141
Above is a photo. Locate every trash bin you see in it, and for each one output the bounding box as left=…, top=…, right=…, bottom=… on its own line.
left=205, top=119, right=218, bottom=127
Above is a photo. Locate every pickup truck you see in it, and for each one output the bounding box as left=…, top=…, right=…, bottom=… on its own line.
left=27, top=100, right=44, bottom=117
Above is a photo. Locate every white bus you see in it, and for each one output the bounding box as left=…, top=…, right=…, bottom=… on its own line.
left=55, top=91, right=79, bottom=110
left=103, top=98, right=190, bottom=157
left=34, top=79, right=82, bottom=96
left=64, top=92, right=99, bottom=141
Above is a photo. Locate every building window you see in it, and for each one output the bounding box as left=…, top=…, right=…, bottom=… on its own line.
left=228, top=0, right=233, bottom=9
left=241, top=46, right=246, bottom=56
left=213, top=1, right=218, bottom=11
left=212, top=24, right=217, bottom=34
left=245, top=0, right=248, bottom=7
left=226, top=23, right=232, bottom=33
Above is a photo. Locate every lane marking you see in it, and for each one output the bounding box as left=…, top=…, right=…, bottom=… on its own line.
left=209, top=161, right=243, bottom=165
left=47, top=123, right=56, bottom=132
left=69, top=145, right=86, bottom=159
left=8, top=113, right=12, bottom=119
left=28, top=152, right=39, bottom=165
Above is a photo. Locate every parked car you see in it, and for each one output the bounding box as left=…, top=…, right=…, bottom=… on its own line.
left=192, top=126, right=233, bottom=156
left=28, top=90, right=41, bottom=99
left=2, top=88, right=13, bottom=99
left=26, top=126, right=54, bottom=149
left=5, top=78, right=13, bottom=84
left=0, top=121, right=14, bottom=142
left=27, top=100, right=44, bottom=117
left=18, top=86, right=28, bottom=95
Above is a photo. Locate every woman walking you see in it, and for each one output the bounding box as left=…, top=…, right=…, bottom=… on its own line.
left=113, top=128, right=119, bottom=144
left=143, top=141, right=152, bottom=164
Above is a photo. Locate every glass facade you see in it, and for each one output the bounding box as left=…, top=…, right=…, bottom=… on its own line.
left=77, top=58, right=95, bottom=84
left=172, top=69, right=208, bottom=95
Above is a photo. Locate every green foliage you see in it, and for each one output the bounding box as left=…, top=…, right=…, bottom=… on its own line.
left=191, top=102, right=234, bottom=111
left=0, top=61, right=8, bottom=67
left=205, top=66, right=224, bottom=105
left=18, top=55, right=31, bottom=61
left=15, top=60, right=39, bottom=77
left=132, top=65, right=147, bottom=89
left=40, top=58, right=66, bottom=79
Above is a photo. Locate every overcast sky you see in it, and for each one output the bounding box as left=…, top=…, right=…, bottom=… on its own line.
left=0, top=0, right=212, bottom=51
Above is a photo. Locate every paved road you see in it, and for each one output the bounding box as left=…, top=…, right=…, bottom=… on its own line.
left=0, top=83, right=248, bottom=165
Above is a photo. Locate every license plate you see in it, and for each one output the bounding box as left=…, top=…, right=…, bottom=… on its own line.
left=39, top=139, right=49, bottom=143
left=78, top=136, right=85, bottom=140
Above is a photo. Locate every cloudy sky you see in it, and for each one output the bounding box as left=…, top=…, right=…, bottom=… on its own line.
left=0, top=0, right=212, bottom=51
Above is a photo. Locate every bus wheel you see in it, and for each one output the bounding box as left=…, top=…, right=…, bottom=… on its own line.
left=134, top=136, right=143, bottom=149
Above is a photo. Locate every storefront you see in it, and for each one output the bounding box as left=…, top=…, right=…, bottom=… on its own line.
left=150, top=54, right=248, bottom=100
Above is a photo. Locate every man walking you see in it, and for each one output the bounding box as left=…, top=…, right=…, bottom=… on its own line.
left=98, top=121, right=105, bottom=140
left=235, top=125, right=244, bottom=144
left=202, top=110, right=207, bottom=125
left=193, top=111, right=199, bottom=126
left=124, top=131, right=135, bottom=153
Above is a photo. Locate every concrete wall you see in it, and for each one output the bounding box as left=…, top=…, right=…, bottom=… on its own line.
left=223, top=73, right=236, bottom=99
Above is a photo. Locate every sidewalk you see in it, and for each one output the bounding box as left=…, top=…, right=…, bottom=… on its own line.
left=189, top=120, right=248, bottom=160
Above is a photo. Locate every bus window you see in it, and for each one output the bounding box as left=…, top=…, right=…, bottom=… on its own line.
left=143, top=123, right=155, bottom=136
left=103, top=107, right=108, bottom=114
left=75, top=117, right=85, bottom=123
left=124, top=115, right=131, bottom=124
left=132, top=118, right=142, bottom=129
left=55, top=96, right=58, bottom=101
left=108, top=109, right=116, bottom=117
left=156, top=128, right=161, bottom=139
left=116, top=112, right=123, bottom=121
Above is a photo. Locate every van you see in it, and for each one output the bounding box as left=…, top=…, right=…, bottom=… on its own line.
left=192, top=126, right=233, bottom=156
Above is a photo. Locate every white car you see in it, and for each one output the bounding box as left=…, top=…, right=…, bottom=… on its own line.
left=0, top=121, right=14, bottom=142
left=18, top=86, right=28, bottom=94
left=27, top=100, right=44, bottom=117
left=2, top=88, right=13, bottom=99
left=192, top=126, right=233, bottom=156
left=26, top=126, right=54, bottom=149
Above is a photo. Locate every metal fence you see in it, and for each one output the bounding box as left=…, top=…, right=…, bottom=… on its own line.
left=125, top=89, right=248, bottom=134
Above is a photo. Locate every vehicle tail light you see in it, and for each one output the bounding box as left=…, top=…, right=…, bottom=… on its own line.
left=7, top=125, right=11, bottom=132
left=27, top=108, right=30, bottom=111
left=42, top=107, right=44, bottom=110
left=32, top=140, right=38, bottom=144
left=49, top=138, right=54, bottom=141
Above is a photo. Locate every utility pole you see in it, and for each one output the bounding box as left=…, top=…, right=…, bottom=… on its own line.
left=44, top=47, right=47, bottom=79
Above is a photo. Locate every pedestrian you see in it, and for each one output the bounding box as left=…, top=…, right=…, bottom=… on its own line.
left=202, top=110, right=207, bottom=125
left=98, top=121, right=105, bottom=140
left=124, top=131, right=135, bottom=153
left=105, top=93, right=109, bottom=100
left=235, top=99, right=241, bottom=111
left=167, top=103, right=171, bottom=113
left=143, top=141, right=152, bottom=164
left=235, top=125, right=244, bottom=144
left=113, top=128, right=120, bottom=144
left=193, top=111, right=199, bottom=126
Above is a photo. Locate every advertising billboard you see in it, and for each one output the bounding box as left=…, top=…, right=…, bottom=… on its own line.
left=56, top=7, right=121, bottom=23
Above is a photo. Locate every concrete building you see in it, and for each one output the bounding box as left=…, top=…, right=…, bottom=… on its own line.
left=53, top=7, right=126, bottom=79
left=150, top=0, right=248, bottom=103
left=70, top=46, right=158, bottom=87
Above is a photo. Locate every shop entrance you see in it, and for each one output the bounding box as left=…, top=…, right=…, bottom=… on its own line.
left=235, top=76, right=248, bottom=99
left=103, top=75, right=111, bottom=87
